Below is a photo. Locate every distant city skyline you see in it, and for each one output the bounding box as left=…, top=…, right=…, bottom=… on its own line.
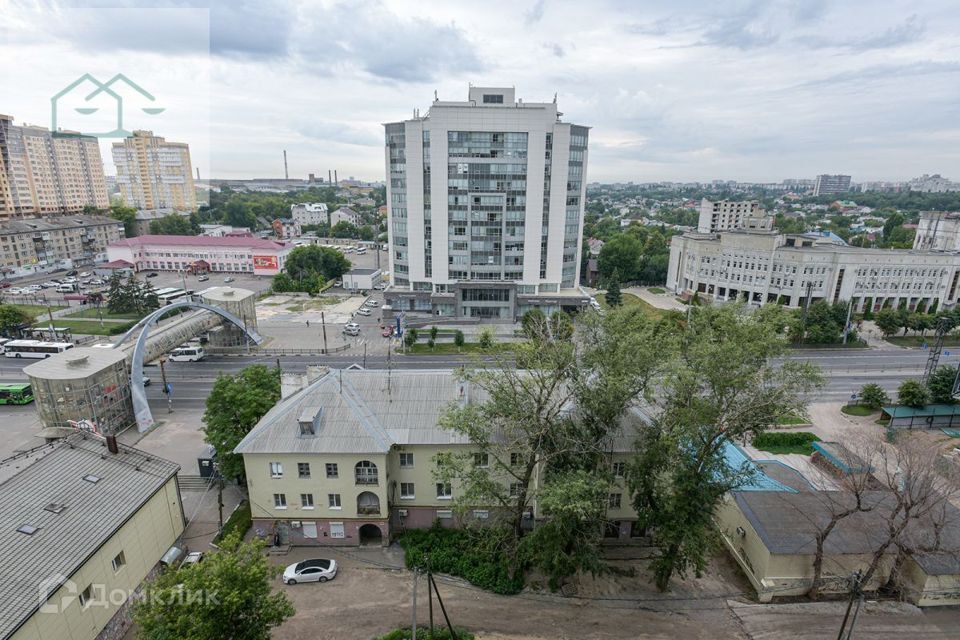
left=2, top=0, right=959, bottom=183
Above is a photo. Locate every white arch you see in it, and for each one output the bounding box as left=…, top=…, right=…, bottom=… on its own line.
left=113, top=301, right=263, bottom=432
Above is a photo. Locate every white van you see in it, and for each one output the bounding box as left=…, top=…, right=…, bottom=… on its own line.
left=169, top=346, right=206, bottom=362
left=56, top=284, right=76, bottom=293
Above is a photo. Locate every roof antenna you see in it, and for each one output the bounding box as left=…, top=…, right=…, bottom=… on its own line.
left=553, top=92, right=557, bottom=103
left=339, top=368, right=342, bottom=394
left=434, top=89, right=438, bottom=101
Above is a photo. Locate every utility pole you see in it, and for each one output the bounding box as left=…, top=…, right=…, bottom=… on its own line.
left=923, top=316, right=952, bottom=383
left=159, top=356, right=173, bottom=413
left=320, top=311, right=328, bottom=354
left=835, top=570, right=862, bottom=640
left=216, top=467, right=225, bottom=535
left=428, top=572, right=458, bottom=639
left=363, top=342, right=367, bottom=368
left=411, top=567, right=419, bottom=640
left=842, top=299, right=854, bottom=345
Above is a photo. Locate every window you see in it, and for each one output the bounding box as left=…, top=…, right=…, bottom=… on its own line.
left=612, top=462, right=626, bottom=478
left=301, top=493, right=315, bottom=509
left=509, top=482, right=525, bottom=498
left=111, top=551, right=126, bottom=572
left=79, top=584, right=93, bottom=608
left=274, top=493, right=287, bottom=509
left=330, top=522, right=345, bottom=538
left=400, top=482, right=415, bottom=499
left=482, top=94, right=504, bottom=104
left=436, top=482, right=452, bottom=499
left=355, top=460, right=379, bottom=484
left=436, top=509, right=453, bottom=519
left=297, top=462, right=311, bottom=479
left=269, top=462, right=283, bottom=478
left=325, top=463, right=339, bottom=478
left=609, top=493, right=622, bottom=509
left=399, top=452, right=414, bottom=468
left=328, top=493, right=342, bottom=509
left=510, top=453, right=525, bottom=466
left=473, top=452, right=489, bottom=468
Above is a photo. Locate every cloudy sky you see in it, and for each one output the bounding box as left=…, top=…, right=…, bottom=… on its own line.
left=2, top=0, right=959, bottom=183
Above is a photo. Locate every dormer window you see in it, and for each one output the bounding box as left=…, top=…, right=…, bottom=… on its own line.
left=297, top=406, right=323, bottom=436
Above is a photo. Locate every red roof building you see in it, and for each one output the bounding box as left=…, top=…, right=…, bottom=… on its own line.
left=106, top=235, right=293, bottom=275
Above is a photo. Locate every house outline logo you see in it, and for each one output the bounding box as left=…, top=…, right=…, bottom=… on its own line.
left=51, top=73, right=165, bottom=138
left=38, top=572, right=77, bottom=614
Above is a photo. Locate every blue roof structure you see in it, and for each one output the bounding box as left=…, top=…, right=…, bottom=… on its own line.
left=722, top=441, right=797, bottom=493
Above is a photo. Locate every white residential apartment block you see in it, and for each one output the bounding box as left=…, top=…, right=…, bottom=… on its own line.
left=0, top=114, right=109, bottom=218
left=0, top=214, right=125, bottom=273
left=813, top=174, right=852, bottom=196
left=112, top=130, right=197, bottom=212
left=668, top=228, right=960, bottom=313
left=383, top=86, right=591, bottom=320
left=290, top=202, right=329, bottom=226
left=914, top=211, right=960, bottom=251
left=697, top=198, right=764, bottom=233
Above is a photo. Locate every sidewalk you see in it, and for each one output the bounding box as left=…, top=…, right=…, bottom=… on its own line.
left=623, top=286, right=687, bottom=311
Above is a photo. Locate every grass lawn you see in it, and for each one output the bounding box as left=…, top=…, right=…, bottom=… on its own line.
left=885, top=336, right=960, bottom=348
left=403, top=342, right=513, bottom=355
left=841, top=404, right=877, bottom=416
left=752, top=431, right=821, bottom=455
left=64, top=307, right=141, bottom=320
left=597, top=292, right=663, bottom=319
left=7, top=304, right=65, bottom=320
left=33, top=319, right=135, bottom=336
left=648, top=287, right=666, bottom=294
left=776, top=414, right=810, bottom=425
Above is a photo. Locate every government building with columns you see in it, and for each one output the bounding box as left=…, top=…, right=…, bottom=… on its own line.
left=667, top=228, right=960, bottom=313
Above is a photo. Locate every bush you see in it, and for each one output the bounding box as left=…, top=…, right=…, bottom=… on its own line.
left=399, top=524, right=524, bottom=595
left=859, top=383, right=889, bottom=410
left=752, top=432, right=818, bottom=448
left=477, top=327, right=494, bottom=350
left=108, top=320, right=138, bottom=335
left=375, top=629, right=474, bottom=640
left=213, top=501, right=251, bottom=545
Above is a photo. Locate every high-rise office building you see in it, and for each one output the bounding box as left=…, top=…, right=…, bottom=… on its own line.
left=383, top=86, right=591, bottom=320
left=813, top=174, right=852, bottom=196
left=112, top=130, right=197, bottom=212
left=0, top=114, right=109, bottom=219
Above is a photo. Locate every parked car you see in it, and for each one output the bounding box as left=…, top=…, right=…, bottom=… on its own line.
left=79, top=271, right=92, bottom=278
left=283, top=559, right=337, bottom=585
left=381, top=327, right=394, bottom=338
left=0, top=281, right=10, bottom=289
left=7, top=287, right=22, bottom=295
left=182, top=551, right=204, bottom=566
left=343, top=322, right=361, bottom=336
left=356, top=307, right=372, bottom=316
left=66, top=270, right=78, bottom=276
left=142, top=376, right=151, bottom=386
left=365, top=300, right=380, bottom=307
left=146, top=272, right=159, bottom=278
left=224, top=277, right=235, bottom=283
left=197, top=275, right=209, bottom=282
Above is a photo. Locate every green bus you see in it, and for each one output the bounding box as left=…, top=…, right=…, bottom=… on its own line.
left=0, top=383, right=34, bottom=405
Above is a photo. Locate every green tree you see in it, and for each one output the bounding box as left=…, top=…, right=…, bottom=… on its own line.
left=875, top=308, right=902, bottom=338
left=597, top=234, right=642, bottom=282
left=926, top=365, right=958, bottom=404
left=106, top=273, right=127, bottom=314
left=429, top=325, right=439, bottom=341
left=0, top=304, right=30, bottom=335
left=477, top=327, right=494, bottom=350
left=149, top=213, right=196, bottom=235
left=454, top=330, right=465, bottom=352
left=109, top=203, right=138, bottom=237
left=133, top=533, right=294, bottom=640
left=403, top=331, right=416, bottom=349
left=282, top=245, right=351, bottom=293
left=331, top=220, right=360, bottom=238
left=859, top=383, right=889, bottom=410
left=630, top=304, right=822, bottom=590
left=203, top=365, right=281, bottom=481
left=605, top=273, right=622, bottom=308
left=897, top=379, right=930, bottom=408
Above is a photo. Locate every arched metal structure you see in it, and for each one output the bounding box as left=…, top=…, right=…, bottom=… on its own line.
left=112, top=301, right=263, bottom=432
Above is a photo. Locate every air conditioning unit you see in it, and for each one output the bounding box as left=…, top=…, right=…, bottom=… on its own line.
left=291, top=521, right=301, bottom=528
left=398, top=509, right=408, bottom=517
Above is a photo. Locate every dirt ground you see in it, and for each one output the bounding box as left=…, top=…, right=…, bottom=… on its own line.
left=266, top=545, right=960, bottom=640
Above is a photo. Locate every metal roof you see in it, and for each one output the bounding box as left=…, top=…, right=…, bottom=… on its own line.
left=881, top=404, right=960, bottom=419
left=23, top=346, right=127, bottom=380
left=0, top=433, right=179, bottom=640
left=109, top=234, right=292, bottom=250
left=0, top=215, right=121, bottom=235
left=197, top=286, right=256, bottom=303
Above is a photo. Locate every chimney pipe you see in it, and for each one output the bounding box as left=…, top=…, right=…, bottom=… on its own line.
left=328, top=169, right=332, bottom=185
left=106, top=434, right=119, bottom=454
left=334, top=170, right=338, bottom=186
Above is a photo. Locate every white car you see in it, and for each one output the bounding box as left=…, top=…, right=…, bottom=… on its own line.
left=365, top=300, right=380, bottom=307
left=283, top=559, right=337, bottom=585
left=41, top=281, right=58, bottom=288
left=356, top=307, right=372, bottom=316
left=79, top=271, right=91, bottom=278
left=7, top=288, right=23, bottom=295
left=343, top=322, right=361, bottom=336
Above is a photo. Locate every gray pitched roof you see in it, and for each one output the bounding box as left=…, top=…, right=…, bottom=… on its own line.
left=0, top=433, right=179, bottom=640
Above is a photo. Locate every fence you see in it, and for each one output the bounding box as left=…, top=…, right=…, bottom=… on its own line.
left=205, top=343, right=352, bottom=356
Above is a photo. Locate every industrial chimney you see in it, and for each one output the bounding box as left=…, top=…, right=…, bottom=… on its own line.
left=283, top=150, right=289, bottom=180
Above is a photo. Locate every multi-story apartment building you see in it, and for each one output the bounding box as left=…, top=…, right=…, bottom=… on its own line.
left=0, top=215, right=125, bottom=273
left=383, top=86, right=591, bottom=320
left=813, top=174, right=852, bottom=196
left=0, top=114, right=109, bottom=218
left=290, top=202, right=329, bottom=226
left=234, top=368, right=640, bottom=546
left=112, top=130, right=197, bottom=212
left=914, top=211, right=960, bottom=251
left=697, top=198, right=764, bottom=233
left=668, top=228, right=960, bottom=313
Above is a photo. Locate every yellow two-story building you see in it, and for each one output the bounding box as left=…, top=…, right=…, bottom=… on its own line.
left=235, top=369, right=642, bottom=545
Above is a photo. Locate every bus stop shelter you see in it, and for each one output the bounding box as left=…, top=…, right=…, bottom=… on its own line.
left=881, top=404, right=960, bottom=429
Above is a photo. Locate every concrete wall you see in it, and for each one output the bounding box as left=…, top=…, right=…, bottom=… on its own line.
left=11, top=478, right=184, bottom=640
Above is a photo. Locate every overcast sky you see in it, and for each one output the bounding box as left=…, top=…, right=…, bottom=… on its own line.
left=2, top=0, right=959, bottom=183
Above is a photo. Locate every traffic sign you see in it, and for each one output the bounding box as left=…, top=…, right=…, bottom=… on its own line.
left=164, top=383, right=173, bottom=395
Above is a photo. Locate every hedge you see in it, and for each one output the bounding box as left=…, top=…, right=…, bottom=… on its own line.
left=212, top=500, right=251, bottom=545
left=374, top=629, right=474, bottom=640
left=753, top=432, right=819, bottom=448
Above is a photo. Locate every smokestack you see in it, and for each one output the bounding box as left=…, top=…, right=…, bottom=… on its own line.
left=106, top=434, right=118, bottom=454
left=195, top=167, right=200, bottom=180
left=328, top=169, right=332, bottom=185
left=334, top=169, right=338, bottom=185
left=283, top=150, right=289, bottom=180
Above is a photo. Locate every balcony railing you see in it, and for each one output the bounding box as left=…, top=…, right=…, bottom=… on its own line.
left=357, top=505, right=381, bottom=515
left=355, top=475, right=379, bottom=486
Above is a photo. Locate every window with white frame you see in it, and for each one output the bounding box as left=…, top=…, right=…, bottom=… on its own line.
left=399, top=452, right=414, bottom=468
left=297, top=462, right=311, bottom=478
left=326, top=463, right=338, bottom=478
left=436, top=482, right=452, bottom=499
left=301, top=493, right=314, bottom=509
left=274, top=493, right=287, bottom=509
left=269, top=462, right=283, bottom=478
left=612, top=462, right=626, bottom=477
left=608, top=493, right=622, bottom=509
left=400, top=482, right=415, bottom=499
left=328, top=493, right=342, bottom=509
left=473, top=452, right=489, bottom=468
left=111, top=551, right=126, bottom=572
left=510, top=453, right=525, bottom=466
left=509, top=482, right=525, bottom=498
